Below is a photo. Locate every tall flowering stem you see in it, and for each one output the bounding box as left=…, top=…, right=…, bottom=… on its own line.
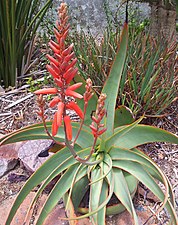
left=34, top=3, right=105, bottom=165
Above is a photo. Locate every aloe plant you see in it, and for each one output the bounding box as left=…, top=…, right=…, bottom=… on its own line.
left=0, top=3, right=178, bottom=225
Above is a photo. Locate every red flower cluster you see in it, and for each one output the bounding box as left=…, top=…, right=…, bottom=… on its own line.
left=90, top=94, right=107, bottom=137
left=35, top=3, right=84, bottom=139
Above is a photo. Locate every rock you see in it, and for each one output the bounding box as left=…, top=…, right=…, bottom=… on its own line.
left=0, top=192, right=36, bottom=225
left=18, top=139, right=53, bottom=172
left=0, top=143, right=21, bottom=178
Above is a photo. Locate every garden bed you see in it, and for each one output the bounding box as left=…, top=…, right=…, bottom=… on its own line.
left=0, top=86, right=177, bottom=224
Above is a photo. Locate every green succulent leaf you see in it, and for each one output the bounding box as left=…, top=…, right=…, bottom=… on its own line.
left=114, top=105, right=135, bottom=127
left=0, top=122, right=94, bottom=149
left=89, top=165, right=104, bottom=224
left=101, top=22, right=128, bottom=137
left=107, top=124, right=178, bottom=149
left=36, top=164, right=80, bottom=225
left=71, top=174, right=89, bottom=210
left=113, top=168, right=139, bottom=225
left=110, top=147, right=170, bottom=206
left=113, top=160, right=178, bottom=224
left=29, top=151, right=89, bottom=217
left=5, top=145, right=88, bottom=225
left=97, top=180, right=108, bottom=225
left=106, top=116, right=143, bottom=151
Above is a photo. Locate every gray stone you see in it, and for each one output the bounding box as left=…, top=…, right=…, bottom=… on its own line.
left=0, top=143, right=21, bottom=178
left=18, top=139, right=53, bottom=172
left=0, top=158, right=18, bottom=178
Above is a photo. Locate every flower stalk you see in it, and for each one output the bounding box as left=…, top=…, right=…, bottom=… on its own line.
left=35, top=3, right=107, bottom=164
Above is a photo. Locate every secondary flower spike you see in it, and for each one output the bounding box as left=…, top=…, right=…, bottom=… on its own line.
left=34, top=2, right=90, bottom=137
left=90, top=93, right=107, bottom=137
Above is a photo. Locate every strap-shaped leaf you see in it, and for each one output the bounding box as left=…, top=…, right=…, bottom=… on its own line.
left=101, top=22, right=128, bottom=138
left=36, top=164, right=80, bottom=225
left=114, top=105, right=134, bottom=127
left=5, top=145, right=81, bottom=225
left=89, top=154, right=112, bottom=185
left=71, top=174, right=89, bottom=210
left=132, top=148, right=175, bottom=205
left=89, top=165, right=104, bottom=224
left=25, top=151, right=89, bottom=222
left=113, top=168, right=139, bottom=225
left=113, top=160, right=178, bottom=224
left=110, top=147, right=169, bottom=207
left=97, top=180, right=108, bottom=225
left=0, top=122, right=94, bottom=149
left=64, top=165, right=114, bottom=221
left=66, top=163, right=84, bottom=209
left=106, top=116, right=143, bottom=150
left=107, top=124, right=178, bottom=149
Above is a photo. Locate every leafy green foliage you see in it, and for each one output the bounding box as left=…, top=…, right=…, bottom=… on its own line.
left=0, top=4, right=177, bottom=225
left=0, top=0, right=52, bottom=88
left=71, top=7, right=176, bottom=117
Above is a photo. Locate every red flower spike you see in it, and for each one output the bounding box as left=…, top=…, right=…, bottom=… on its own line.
left=57, top=102, right=64, bottom=127
left=63, top=16, right=69, bottom=26
left=50, top=40, right=60, bottom=50
left=98, top=128, right=107, bottom=135
left=91, top=116, right=99, bottom=124
left=46, top=54, right=59, bottom=66
left=34, top=88, right=58, bottom=95
left=67, top=101, right=84, bottom=119
left=89, top=124, right=97, bottom=132
left=49, top=96, right=61, bottom=108
left=62, top=29, right=69, bottom=40
left=49, top=42, right=60, bottom=54
left=51, top=62, right=60, bottom=75
left=55, top=78, right=63, bottom=87
left=65, top=68, right=78, bottom=84
left=60, top=37, right=65, bottom=50
left=63, top=24, right=70, bottom=35
left=60, top=61, right=69, bottom=71
left=46, top=65, right=59, bottom=79
left=62, top=44, right=74, bottom=56
left=64, top=52, right=75, bottom=63
left=64, top=115, right=72, bottom=141
left=67, top=82, right=82, bottom=91
left=37, top=111, right=43, bottom=117
left=52, top=113, right=58, bottom=136
left=55, top=54, right=63, bottom=62
left=65, top=58, right=77, bottom=72
left=65, top=89, right=83, bottom=99
left=54, top=28, right=61, bottom=42
left=63, top=67, right=76, bottom=80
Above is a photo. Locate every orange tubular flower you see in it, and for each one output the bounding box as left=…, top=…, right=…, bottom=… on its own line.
left=49, top=96, right=61, bottom=108
left=57, top=102, right=64, bottom=127
left=67, top=82, right=82, bottom=91
left=64, top=115, right=72, bottom=141
left=52, top=113, right=58, bottom=136
left=34, top=88, right=58, bottom=95
left=66, top=102, right=84, bottom=119
left=65, top=89, right=83, bottom=99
